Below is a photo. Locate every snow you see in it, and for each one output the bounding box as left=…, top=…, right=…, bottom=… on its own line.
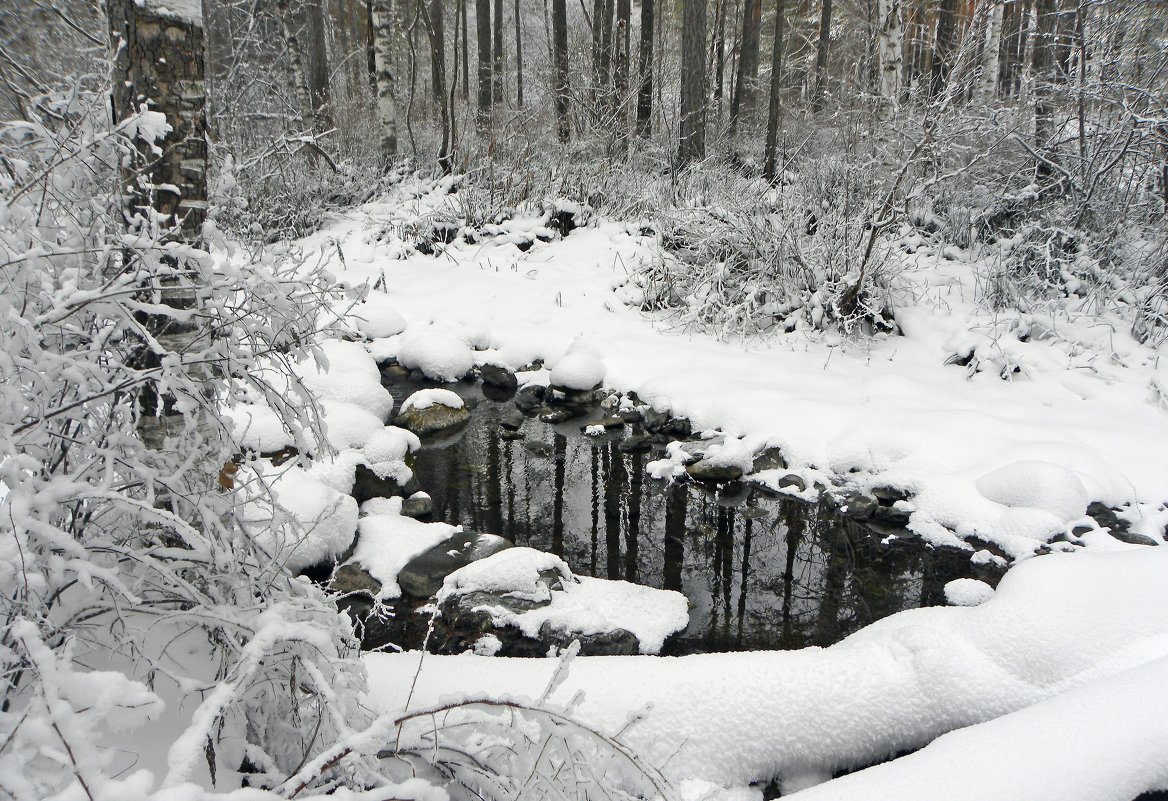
left=974, top=460, right=1089, bottom=522
left=701, top=436, right=756, bottom=474
left=353, top=510, right=460, bottom=598
left=397, top=332, right=475, bottom=381
left=439, top=548, right=690, bottom=655
left=241, top=462, right=359, bottom=572
left=296, top=339, right=393, bottom=421
left=351, top=292, right=408, bottom=339
left=549, top=351, right=606, bottom=390
left=400, top=388, right=465, bottom=413
left=362, top=425, right=421, bottom=463
left=366, top=548, right=1168, bottom=790
left=943, top=578, right=996, bottom=606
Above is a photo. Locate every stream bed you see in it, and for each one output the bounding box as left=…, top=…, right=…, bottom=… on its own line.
left=379, top=374, right=982, bottom=655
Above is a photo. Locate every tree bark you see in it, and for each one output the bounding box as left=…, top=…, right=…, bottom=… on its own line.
left=614, top=0, right=630, bottom=140
left=475, top=0, right=492, bottom=122
left=976, top=0, right=1004, bottom=103
left=371, top=0, right=399, bottom=163
left=930, top=0, right=958, bottom=97
left=492, top=0, right=504, bottom=103
left=763, top=0, right=786, bottom=182
left=812, top=0, right=832, bottom=110
left=514, top=0, right=523, bottom=107
left=634, top=0, right=654, bottom=137
left=713, top=0, right=727, bottom=115
left=551, top=0, right=570, bottom=141
left=678, top=0, right=707, bottom=165
left=876, top=0, right=903, bottom=117
left=1033, top=0, right=1060, bottom=177
left=275, top=0, right=318, bottom=130
left=304, top=0, right=334, bottom=129
left=730, top=0, right=761, bottom=133
left=428, top=0, right=446, bottom=106
left=461, top=0, right=470, bottom=99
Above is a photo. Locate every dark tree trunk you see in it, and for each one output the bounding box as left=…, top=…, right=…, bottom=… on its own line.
left=599, top=0, right=615, bottom=106
left=730, top=0, right=761, bottom=132
left=635, top=0, right=654, bottom=137
left=429, top=0, right=446, bottom=106
left=304, top=0, right=334, bottom=129
left=1033, top=0, right=1060, bottom=177
left=492, top=0, right=504, bottom=103
left=551, top=0, right=570, bottom=141
left=514, top=0, right=523, bottom=107
left=678, top=0, right=707, bottom=165
left=930, top=0, right=957, bottom=96
left=367, top=0, right=379, bottom=93
left=713, top=0, right=727, bottom=114
left=592, top=0, right=605, bottom=82
left=461, top=0, right=470, bottom=99
left=763, top=0, right=786, bottom=181
left=475, top=0, right=492, bottom=122
left=614, top=0, right=630, bottom=139
left=812, top=0, right=832, bottom=110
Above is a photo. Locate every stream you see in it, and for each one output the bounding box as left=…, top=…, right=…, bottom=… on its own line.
left=381, top=374, right=980, bottom=655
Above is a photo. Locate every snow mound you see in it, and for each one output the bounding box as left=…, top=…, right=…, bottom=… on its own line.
left=449, top=315, right=493, bottom=350
left=550, top=351, right=606, bottom=390
left=975, top=460, right=1089, bottom=522
left=943, top=578, right=996, bottom=606
left=398, top=333, right=475, bottom=381
left=243, top=463, right=358, bottom=572
left=401, top=388, right=465, bottom=413
left=353, top=292, right=408, bottom=339
left=703, top=437, right=755, bottom=473
left=440, top=548, right=689, bottom=654
left=319, top=398, right=386, bottom=451
left=439, top=547, right=571, bottom=603
left=226, top=403, right=291, bottom=453
left=354, top=511, right=461, bottom=598
left=362, top=426, right=421, bottom=463
left=296, top=339, right=393, bottom=421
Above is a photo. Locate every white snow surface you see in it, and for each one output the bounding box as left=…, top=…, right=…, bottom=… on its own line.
left=397, top=332, right=475, bottom=381
left=353, top=510, right=460, bottom=599
left=439, top=548, right=689, bottom=654
left=367, top=549, right=1168, bottom=793
left=943, top=577, right=996, bottom=606
left=240, top=461, right=358, bottom=572
left=549, top=351, right=607, bottom=390
left=400, top=388, right=465, bottom=412
left=293, top=189, right=1168, bottom=555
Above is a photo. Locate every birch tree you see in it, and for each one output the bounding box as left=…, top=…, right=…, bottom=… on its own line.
left=371, top=0, right=399, bottom=163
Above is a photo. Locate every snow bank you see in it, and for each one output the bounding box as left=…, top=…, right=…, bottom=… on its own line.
left=397, top=333, right=475, bottom=381
left=550, top=351, right=606, bottom=390
left=296, top=340, right=393, bottom=421
left=242, top=462, right=359, bottom=572
left=401, top=388, right=465, bottom=413
left=352, top=292, right=408, bottom=339
left=439, top=548, right=689, bottom=654
left=366, top=548, right=1168, bottom=787
left=974, top=460, right=1089, bottom=522
left=943, top=578, right=995, bottom=606
left=354, top=510, right=460, bottom=599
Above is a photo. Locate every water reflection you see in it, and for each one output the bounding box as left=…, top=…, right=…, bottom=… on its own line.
left=392, top=378, right=975, bottom=654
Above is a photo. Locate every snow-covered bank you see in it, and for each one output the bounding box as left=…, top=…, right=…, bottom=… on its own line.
left=365, top=548, right=1168, bottom=793
left=286, top=180, right=1168, bottom=558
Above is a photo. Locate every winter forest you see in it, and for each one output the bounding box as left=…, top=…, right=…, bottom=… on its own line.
left=3, top=0, right=1168, bottom=798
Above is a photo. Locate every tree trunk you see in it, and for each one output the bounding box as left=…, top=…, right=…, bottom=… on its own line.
left=713, top=0, right=727, bottom=115
left=730, top=0, right=761, bottom=133
left=930, top=0, right=958, bottom=96
left=427, top=0, right=445, bottom=106
left=976, top=0, right=1004, bottom=102
left=634, top=0, right=654, bottom=137
left=107, top=0, right=209, bottom=447
left=812, top=0, right=832, bottom=110
left=514, top=0, right=523, bottom=107
left=678, top=0, right=707, bottom=165
left=592, top=0, right=605, bottom=83
left=614, top=0, right=630, bottom=140
left=275, top=0, right=317, bottom=130
left=475, top=0, right=492, bottom=122
left=1033, top=0, right=1059, bottom=177
left=763, top=0, right=786, bottom=182
left=304, top=1, right=334, bottom=129
left=461, top=0, right=470, bottom=99
left=371, top=0, right=399, bottom=163
left=492, top=0, right=504, bottom=103
left=876, top=0, right=903, bottom=117
left=551, top=0, right=570, bottom=141
left=599, top=0, right=615, bottom=108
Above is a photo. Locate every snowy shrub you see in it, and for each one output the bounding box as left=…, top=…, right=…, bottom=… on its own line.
left=0, top=83, right=381, bottom=795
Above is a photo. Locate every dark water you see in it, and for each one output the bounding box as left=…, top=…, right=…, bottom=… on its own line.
left=387, top=377, right=979, bottom=654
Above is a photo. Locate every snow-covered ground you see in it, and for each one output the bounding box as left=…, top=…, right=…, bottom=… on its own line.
left=224, top=176, right=1168, bottom=798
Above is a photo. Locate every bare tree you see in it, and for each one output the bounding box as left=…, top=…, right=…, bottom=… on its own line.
left=275, top=0, right=318, bottom=130
left=304, top=1, right=334, bottom=129
left=551, top=0, right=570, bottom=141
left=371, top=0, right=399, bottom=164
left=514, top=0, right=523, bottom=107
left=812, top=0, right=833, bottom=110
left=492, top=0, right=504, bottom=102
left=730, top=0, right=761, bottom=133
left=763, top=0, right=786, bottom=181
left=476, top=0, right=492, bottom=122
left=930, top=0, right=958, bottom=96
left=877, top=0, right=903, bottom=117
left=429, top=0, right=446, bottom=106
left=635, top=0, right=654, bottom=137
left=678, top=0, right=707, bottom=165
